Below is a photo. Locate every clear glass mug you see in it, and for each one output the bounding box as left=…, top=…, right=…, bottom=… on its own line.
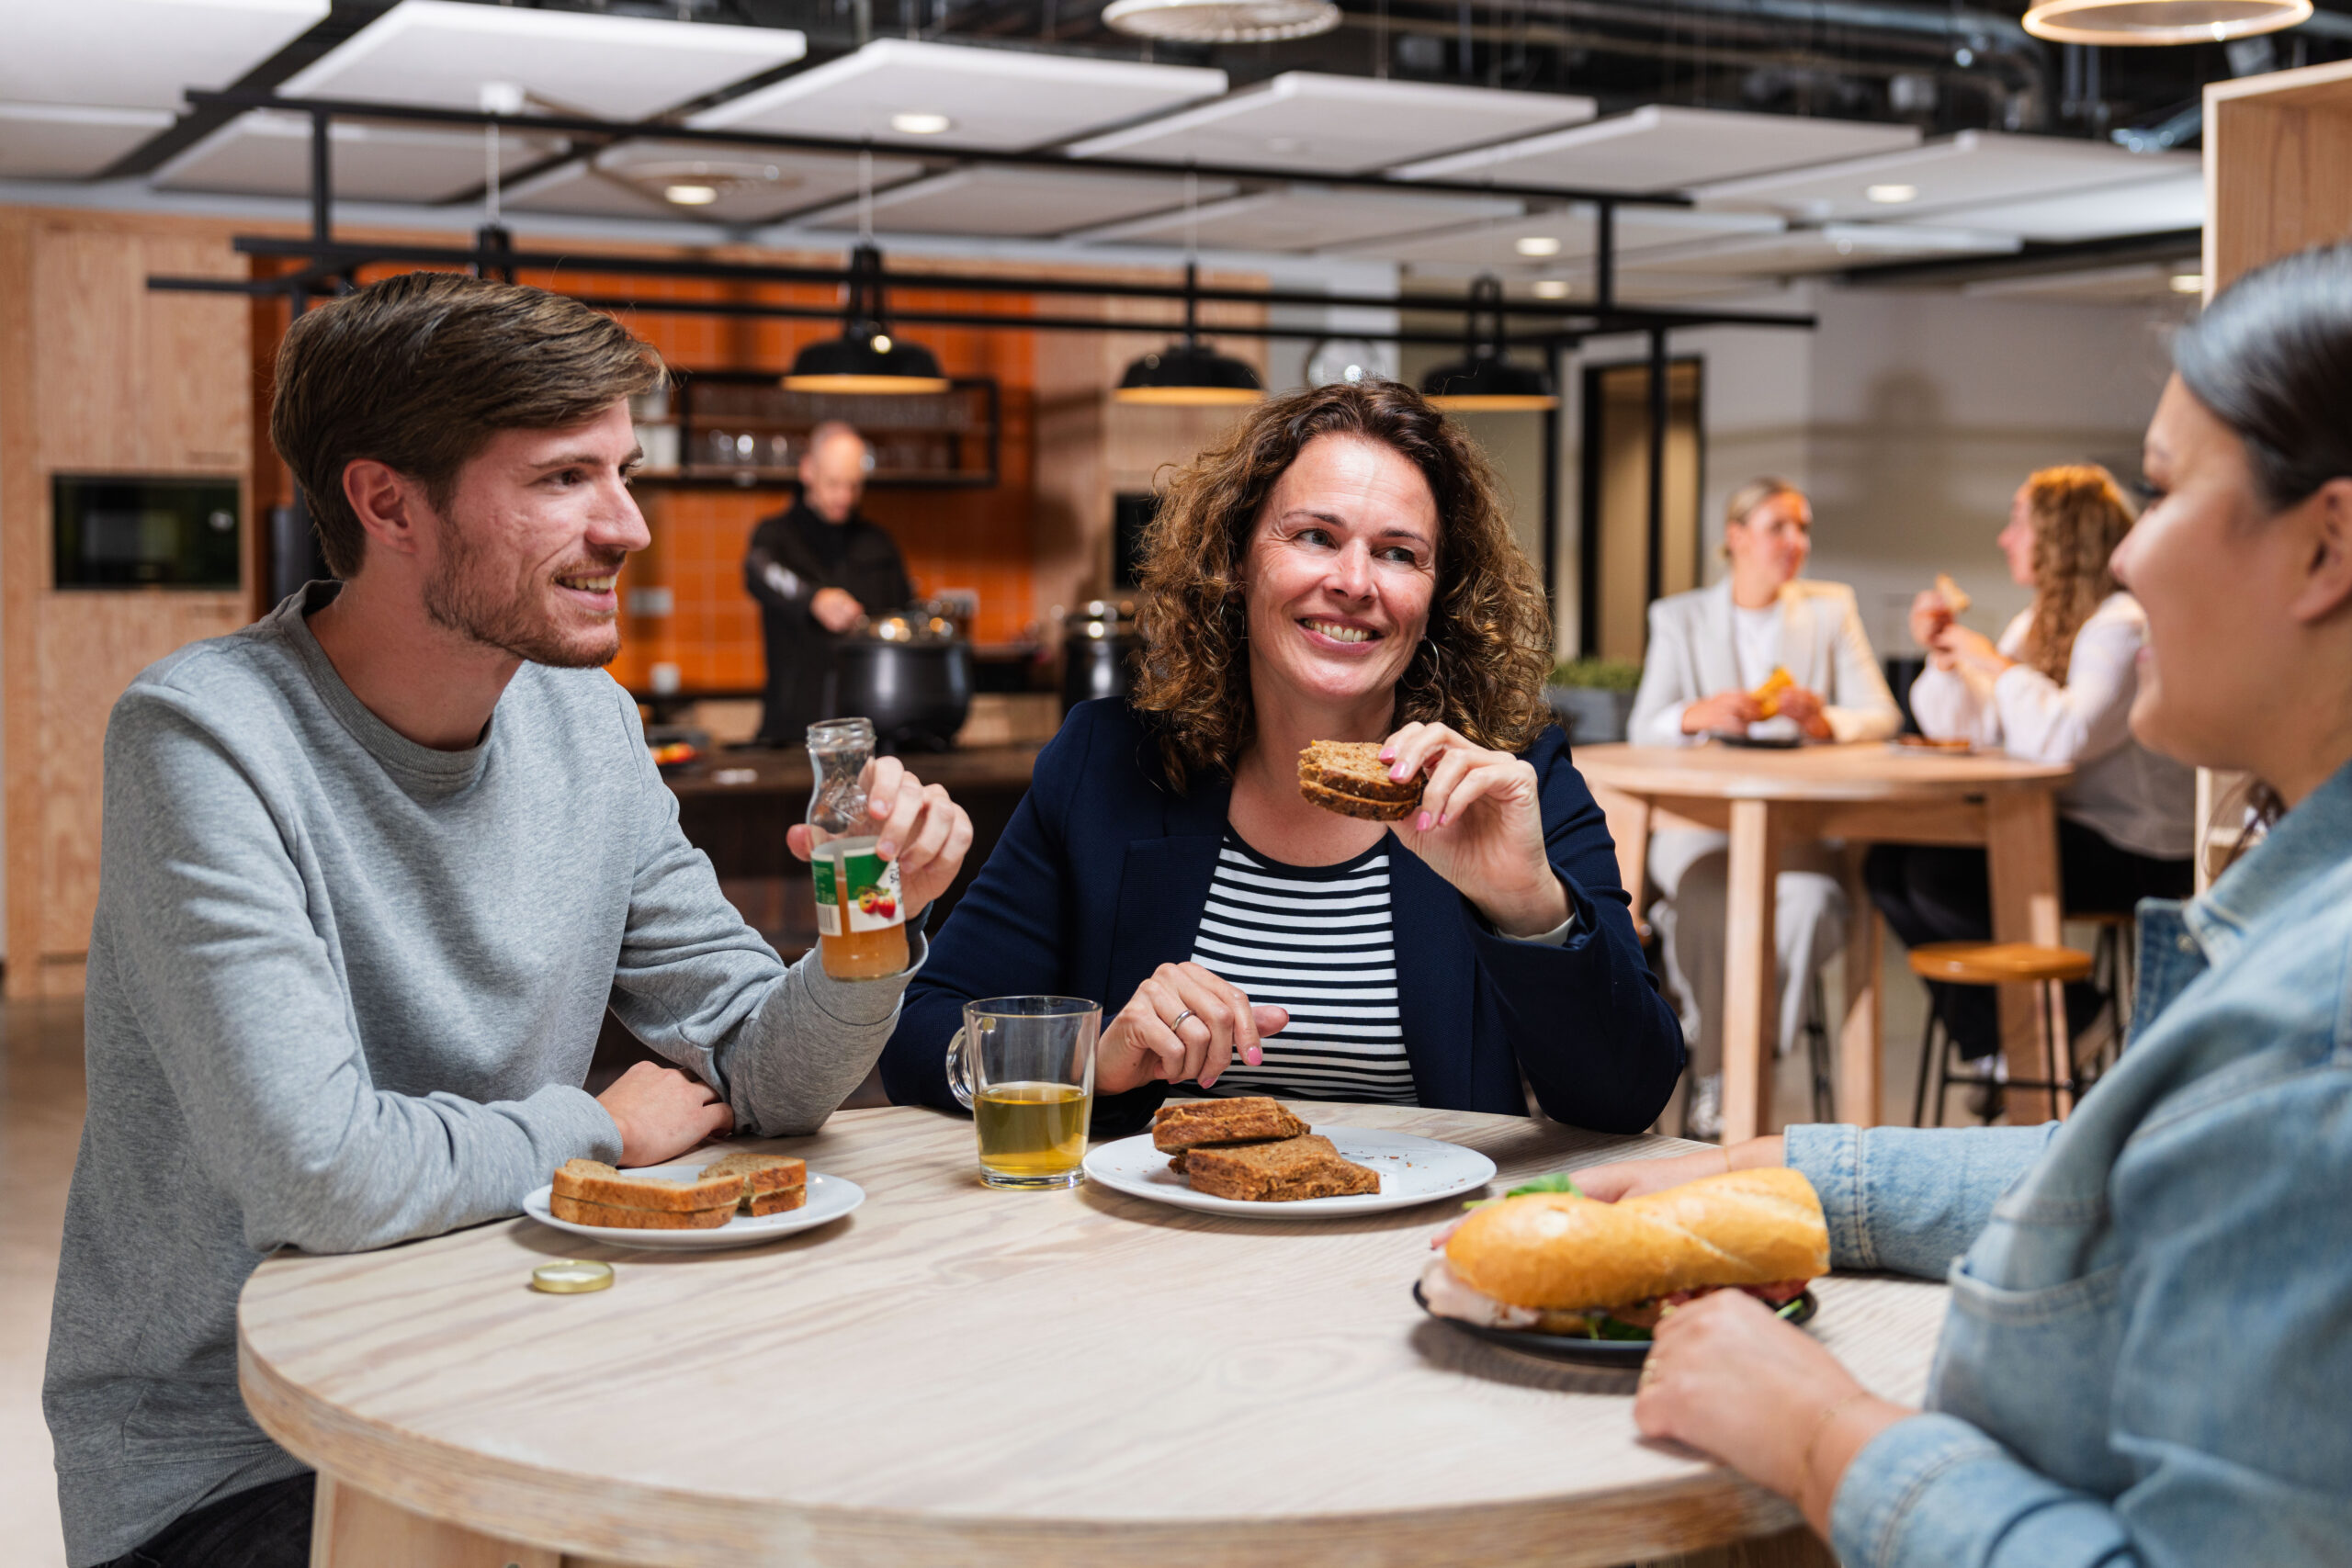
left=946, top=997, right=1099, bottom=1190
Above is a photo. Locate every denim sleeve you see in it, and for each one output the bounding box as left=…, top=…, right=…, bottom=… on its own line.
left=1783, top=1122, right=2055, bottom=1278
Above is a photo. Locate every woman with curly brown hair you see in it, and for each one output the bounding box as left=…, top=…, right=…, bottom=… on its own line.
left=878, top=380, right=1684, bottom=1133
left=1867, top=464, right=2196, bottom=1072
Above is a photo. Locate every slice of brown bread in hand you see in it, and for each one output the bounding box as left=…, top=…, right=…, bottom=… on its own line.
left=548, top=1192, right=738, bottom=1230
left=1182, top=1134, right=1381, bottom=1201
left=552, top=1158, right=744, bottom=1212
left=703, top=1152, right=808, bottom=1202
left=1151, top=1096, right=1311, bottom=1152
left=1297, top=741, right=1425, bottom=804
left=745, top=1187, right=809, bottom=1217
left=1299, top=777, right=1418, bottom=822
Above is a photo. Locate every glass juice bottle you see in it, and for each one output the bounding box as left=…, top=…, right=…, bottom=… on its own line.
left=806, top=717, right=910, bottom=981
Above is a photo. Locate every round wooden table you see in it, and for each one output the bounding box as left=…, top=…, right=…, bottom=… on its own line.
left=240, top=1105, right=1948, bottom=1568
left=1574, top=742, right=2075, bottom=1138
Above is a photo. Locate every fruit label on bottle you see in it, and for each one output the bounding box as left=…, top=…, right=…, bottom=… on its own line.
left=812, top=847, right=905, bottom=935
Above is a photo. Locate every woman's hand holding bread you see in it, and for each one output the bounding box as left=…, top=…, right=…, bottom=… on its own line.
left=1097, top=961, right=1290, bottom=1095
left=1380, top=721, right=1570, bottom=939
left=594, top=1060, right=734, bottom=1168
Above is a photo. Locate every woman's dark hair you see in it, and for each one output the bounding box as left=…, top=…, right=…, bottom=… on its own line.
left=1129, top=380, right=1553, bottom=790
left=2173, top=242, right=2352, bottom=513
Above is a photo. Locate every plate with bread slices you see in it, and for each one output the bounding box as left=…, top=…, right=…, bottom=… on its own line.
left=1082, top=1097, right=1498, bottom=1217
left=523, top=1152, right=864, bottom=1250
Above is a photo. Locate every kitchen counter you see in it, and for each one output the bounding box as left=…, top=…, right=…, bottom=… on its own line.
left=662, top=740, right=1043, bottom=799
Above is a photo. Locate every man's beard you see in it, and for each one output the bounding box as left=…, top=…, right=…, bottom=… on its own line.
left=423, top=512, right=623, bottom=670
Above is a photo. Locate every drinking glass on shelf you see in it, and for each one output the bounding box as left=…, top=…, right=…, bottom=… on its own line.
left=947, top=997, right=1099, bottom=1190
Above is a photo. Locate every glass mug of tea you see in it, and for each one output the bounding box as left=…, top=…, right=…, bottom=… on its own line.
left=946, top=997, right=1099, bottom=1190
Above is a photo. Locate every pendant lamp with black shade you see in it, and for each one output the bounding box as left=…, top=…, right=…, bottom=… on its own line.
left=1421, top=276, right=1558, bottom=412
left=783, top=243, right=950, bottom=396
left=1114, top=261, right=1264, bottom=407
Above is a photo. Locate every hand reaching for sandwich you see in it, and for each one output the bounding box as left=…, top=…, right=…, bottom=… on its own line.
left=1572, top=1135, right=1785, bottom=1203
left=595, top=1060, right=733, bottom=1168
left=1381, top=721, right=1570, bottom=940
left=786, top=755, right=974, bottom=919
left=1097, top=962, right=1289, bottom=1096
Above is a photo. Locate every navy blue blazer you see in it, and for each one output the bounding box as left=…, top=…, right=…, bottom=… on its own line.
left=881, top=700, right=1685, bottom=1134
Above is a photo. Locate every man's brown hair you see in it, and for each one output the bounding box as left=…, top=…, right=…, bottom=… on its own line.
left=1128, top=379, right=1554, bottom=790
left=269, top=272, right=665, bottom=578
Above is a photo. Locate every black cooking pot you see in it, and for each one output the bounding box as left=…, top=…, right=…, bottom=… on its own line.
left=828, top=613, right=974, bottom=752
left=1061, top=599, right=1140, bottom=711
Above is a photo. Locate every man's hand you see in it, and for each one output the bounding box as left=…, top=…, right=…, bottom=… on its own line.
left=1683, top=690, right=1764, bottom=735
left=810, top=586, right=864, bottom=634
left=786, top=756, right=973, bottom=918
left=596, top=1061, right=733, bottom=1167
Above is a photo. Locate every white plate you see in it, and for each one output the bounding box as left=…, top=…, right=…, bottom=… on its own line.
left=522, top=1164, right=865, bottom=1251
left=1082, top=1126, right=1497, bottom=1218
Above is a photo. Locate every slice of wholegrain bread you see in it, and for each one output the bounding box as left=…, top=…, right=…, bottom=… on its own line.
left=1151, top=1096, right=1310, bottom=1153
left=1299, top=777, right=1418, bottom=822
left=552, top=1158, right=744, bottom=1212
left=548, top=1192, right=738, bottom=1230
left=745, top=1187, right=810, bottom=1216
left=1182, top=1134, right=1381, bottom=1201
left=1297, top=740, right=1426, bottom=804
left=703, top=1152, right=807, bottom=1205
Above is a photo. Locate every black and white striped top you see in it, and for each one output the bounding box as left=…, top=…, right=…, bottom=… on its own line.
left=1185, top=831, right=1415, bottom=1105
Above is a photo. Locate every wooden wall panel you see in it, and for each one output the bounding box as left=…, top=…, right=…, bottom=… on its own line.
left=2205, top=60, right=2352, bottom=292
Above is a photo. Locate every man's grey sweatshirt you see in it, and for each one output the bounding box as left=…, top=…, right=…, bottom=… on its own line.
left=44, top=584, right=922, bottom=1565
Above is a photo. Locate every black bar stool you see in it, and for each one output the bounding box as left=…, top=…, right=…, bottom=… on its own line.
left=1910, top=942, right=2096, bottom=1127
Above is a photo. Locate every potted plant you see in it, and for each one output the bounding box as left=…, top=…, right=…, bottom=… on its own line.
left=1545, top=657, right=1644, bottom=744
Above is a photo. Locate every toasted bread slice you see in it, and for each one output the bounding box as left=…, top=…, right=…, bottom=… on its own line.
left=745, top=1187, right=810, bottom=1217
left=703, top=1152, right=807, bottom=1203
left=1182, top=1134, right=1380, bottom=1201
left=549, top=1192, right=737, bottom=1230
left=1298, top=741, right=1425, bottom=804
left=1151, top=1096, right=1310, bottom=1153
left=1934, top=572, right=1972, bottom=615
left=1300, top=777, right=1419, bottom=822
left=552, top=1158, right=743, bottom=1213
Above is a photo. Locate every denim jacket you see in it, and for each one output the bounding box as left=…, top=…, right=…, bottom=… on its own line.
left=1785, top=757, right=2352, bottom=1568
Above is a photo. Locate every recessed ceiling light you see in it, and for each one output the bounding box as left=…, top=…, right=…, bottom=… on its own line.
left=1514, top=235, right=1563, bottom=257
left=2170, top=272, right=2205, bottom=294
left=1866, top=183, right=1919, bottom=204
left=1532, top=279, right=1571, bottom=299
left=663, top=183, right=720, bottom=206
left=890, top=111, right=953, bottom=135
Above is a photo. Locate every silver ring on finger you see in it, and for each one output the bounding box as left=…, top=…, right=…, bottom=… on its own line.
left=1167, top=1008, right=1196, bottom=1035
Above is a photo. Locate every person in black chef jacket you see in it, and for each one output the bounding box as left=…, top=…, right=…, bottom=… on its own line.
left=743, top=420, right=913, bottom=745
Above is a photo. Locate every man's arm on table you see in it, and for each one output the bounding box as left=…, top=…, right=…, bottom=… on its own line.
left=102, top=690, right=622, bottom=1256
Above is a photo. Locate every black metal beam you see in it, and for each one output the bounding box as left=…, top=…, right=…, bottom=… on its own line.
left=1645, top=325, right=1668, bottom=609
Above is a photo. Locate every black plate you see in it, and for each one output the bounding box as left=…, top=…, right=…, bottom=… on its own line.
left=1704, top=731, right=1804, bottom=750
left=1413, top=1281, right=1818, bottom=1367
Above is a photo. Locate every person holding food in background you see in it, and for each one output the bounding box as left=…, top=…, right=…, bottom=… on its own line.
left=744, top=419, right=914, bottom=745
left=1868, top=465, right=2195, bottom=1076
left=1626, top=479, right=1903, bottom=1137
left=1566, top=243, right=2352, bottom=1568
left=42, top=276, right=970, bottom=1568
left=880, top=379, right=1684, bottom=1134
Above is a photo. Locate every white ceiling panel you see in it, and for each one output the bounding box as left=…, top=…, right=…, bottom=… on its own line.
left=802, top=166, right=1236, bottom=239
left=156, top=109, right=560, bottom=203
left=1693, top=131, right=2198, bottom=223
left=1636, top=222, right=2020, bottom=275
left=1963, top=263, right=2202, bottom=305
left=1340, top=203, right=1781, bottom=265
left=1395, top=105, right=1920, bottom=192
left=1918, top=171, right=2205, bottom=243
left=688, top=39, right=1225, bottom=152
left=1077, top=186, right=1520, bottom=253
left=506, top=141, right=922, bottom=225
left=0, top=103, right=175, bottom=180
left=1065, top=73, right=1593, bottom=175
left=0, top=0, right=325, bottom=112
left=280, top=0, right=804, bottom=120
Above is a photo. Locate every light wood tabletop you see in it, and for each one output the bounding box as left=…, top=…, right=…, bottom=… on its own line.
left=1574, top=743, right=2075, bottom=1137
left=240, top=1104, right=1951, bottom=1568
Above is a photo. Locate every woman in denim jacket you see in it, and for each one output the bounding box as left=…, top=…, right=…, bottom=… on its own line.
left=1576, top=243, right=2352, bottom=1566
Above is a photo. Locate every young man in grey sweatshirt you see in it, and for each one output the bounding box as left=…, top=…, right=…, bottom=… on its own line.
left=43, top=273, right=974, bottom=1568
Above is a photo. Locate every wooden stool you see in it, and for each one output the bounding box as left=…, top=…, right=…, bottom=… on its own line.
left=1909, top=942, right=2095, bottom=1127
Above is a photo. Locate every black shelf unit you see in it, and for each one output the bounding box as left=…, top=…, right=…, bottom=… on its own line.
left=632, top=369, right=999, bottom=491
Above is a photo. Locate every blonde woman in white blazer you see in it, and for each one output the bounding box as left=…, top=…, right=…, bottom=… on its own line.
left=1626, top=479, right=1903, bottom=1136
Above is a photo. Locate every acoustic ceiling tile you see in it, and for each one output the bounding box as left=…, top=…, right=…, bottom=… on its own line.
left=1962, top=262, right=2201, bottom=304
left=155, top=109, right=559, bottom=203
left=1342, top=203, right=1782, bottom=265
left=688, top=38, right=1226, bottom=152
left=803, top=165, right=1236, bottom=239
left=1065, top=73, right=1593, bottom=174
left=506, top=141, right=922, bottom=225
left=1635, top=221, right=2020, bottom=275
left=1919, top=171, right=2206, bottom=243
left=280, top=0, right=805, bottom=120
left=1394, top=104, right=1920, bottom=191
left=1077, top=186, right=1520, bottom=252
left=1692, top=130, right=2198, bottom=224
left=0, top=103, right=175, bottom=180
left=0, top=0, right=326, bottom=113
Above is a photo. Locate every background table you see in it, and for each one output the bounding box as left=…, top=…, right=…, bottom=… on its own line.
left=240, top=1106, right=1949, bottom=1568
left=1575, top=743, right=2074, bottom=1138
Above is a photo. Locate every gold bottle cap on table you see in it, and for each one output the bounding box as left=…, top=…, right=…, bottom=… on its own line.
left=530, top=1259, right=614, bottom=1294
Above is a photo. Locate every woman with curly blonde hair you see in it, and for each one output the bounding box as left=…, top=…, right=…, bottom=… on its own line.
left=880, top=380, right=1684, bottom=1134
left=1869, top=463, right=2197, bottom=1071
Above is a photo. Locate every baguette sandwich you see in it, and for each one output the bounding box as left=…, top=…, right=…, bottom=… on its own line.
left=1298, top=740, right=1426, bottom=823
left=1420, top=1168, right=1828, bottom=1337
